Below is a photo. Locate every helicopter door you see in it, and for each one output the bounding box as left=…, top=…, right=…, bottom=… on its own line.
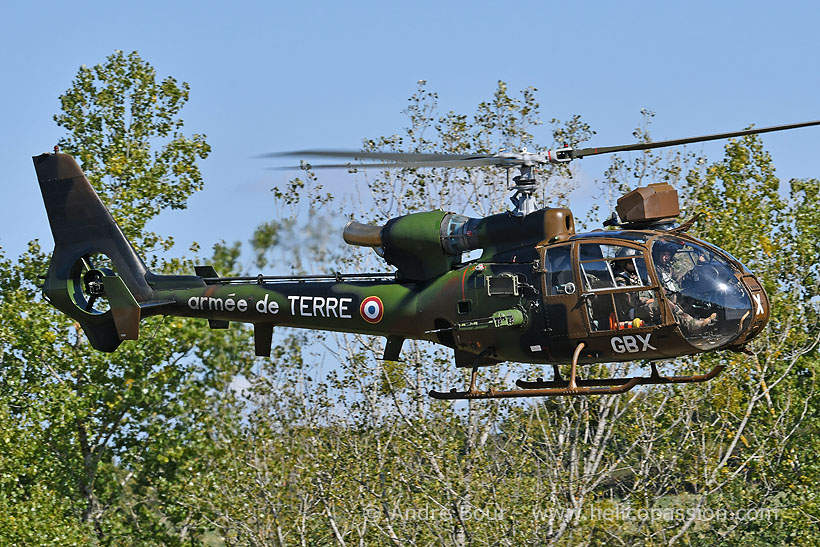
left=541, top=244, right=585, bottom=341
left=577, top=243, right=662, bottom=334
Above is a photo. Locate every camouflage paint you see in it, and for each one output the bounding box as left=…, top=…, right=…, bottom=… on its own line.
left=34, top=152, right=770, bottom=371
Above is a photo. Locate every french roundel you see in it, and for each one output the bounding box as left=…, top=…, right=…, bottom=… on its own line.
left=360, top=296, right=384, bottom=323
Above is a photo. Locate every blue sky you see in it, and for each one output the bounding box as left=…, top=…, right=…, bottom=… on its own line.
left=4, top=0, right=820, bottom=262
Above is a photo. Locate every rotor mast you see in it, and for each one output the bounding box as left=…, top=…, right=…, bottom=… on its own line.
left=508, top=150, right=540, bottom=217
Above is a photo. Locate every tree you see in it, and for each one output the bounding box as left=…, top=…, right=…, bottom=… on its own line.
left=0, top=51, right=254, bottom=544
left=186, top=85, right=820, bottom=546
left=54, top=49, right=210, bottom=253
left=672, top=135, right=820, bottom=544
left=8, top=68, right=819, bottom=544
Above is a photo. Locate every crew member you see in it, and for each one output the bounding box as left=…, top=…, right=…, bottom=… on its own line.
left=652, top=240, right=716, bottom=334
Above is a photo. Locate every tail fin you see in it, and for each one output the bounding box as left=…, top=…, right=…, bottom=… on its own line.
left=33, top=152, right=150, bottom=351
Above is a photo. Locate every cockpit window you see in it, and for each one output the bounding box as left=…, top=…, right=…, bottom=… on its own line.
left=579, top=243, right=660, bottom=332
left=715, top=248, right=753, bottom=274
left=579, top=244, right=651, bottom=291
left=545, top=245, right=575, bottom=295
left=651, top=236, right=753, bottom=349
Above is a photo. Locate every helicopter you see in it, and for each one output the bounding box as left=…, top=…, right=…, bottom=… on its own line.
left=33, top=120, right=820, bottom=399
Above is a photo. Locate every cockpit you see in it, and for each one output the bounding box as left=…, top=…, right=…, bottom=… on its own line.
left=543, top=232, right=758, bottom=351
left=650, top=235, right=754, bottom=350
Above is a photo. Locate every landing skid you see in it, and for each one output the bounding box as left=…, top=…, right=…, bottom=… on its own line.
left=429, top=343, right=726, bottom=400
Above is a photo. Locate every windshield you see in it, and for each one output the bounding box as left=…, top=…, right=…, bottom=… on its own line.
left=651, top=236, right=753, bottom=350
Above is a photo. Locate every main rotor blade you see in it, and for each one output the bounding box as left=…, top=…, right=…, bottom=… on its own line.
left=570, top=119, right=820, bottom=159
left=265, top=119, right=820, bottom=171
left=261, top=150, right=490, bottom=161
left=269, top=157, right=506, bottom=170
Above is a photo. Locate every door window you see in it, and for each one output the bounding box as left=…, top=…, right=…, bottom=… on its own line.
left=579, top=243, right=660, bottom=332
left=545, top=245, right=575, bottom=295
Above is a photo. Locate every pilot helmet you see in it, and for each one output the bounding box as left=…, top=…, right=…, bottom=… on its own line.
left=652, top=240, right=678, bottom=261
left=613, top=246, right=641, bottom=271
left=615, top=246, right=641, bottom=259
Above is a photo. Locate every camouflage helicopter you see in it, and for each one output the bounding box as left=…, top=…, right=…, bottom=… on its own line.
left=34, top=120, right=820, bottom=399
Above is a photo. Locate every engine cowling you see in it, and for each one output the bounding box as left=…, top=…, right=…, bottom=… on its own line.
left=344, top=208, right=576, bottom=282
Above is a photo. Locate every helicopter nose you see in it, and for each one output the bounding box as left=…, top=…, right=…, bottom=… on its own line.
left=735, top=274, right=770, bottom=346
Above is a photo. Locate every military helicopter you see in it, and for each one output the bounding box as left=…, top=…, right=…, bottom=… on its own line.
left=33, top=120, right=820, bottom=399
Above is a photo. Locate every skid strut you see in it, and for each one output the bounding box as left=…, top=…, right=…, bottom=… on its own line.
left=429, top=343, right=726, bottom=400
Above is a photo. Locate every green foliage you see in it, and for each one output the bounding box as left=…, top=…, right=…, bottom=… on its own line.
left=185, top=87, right=820, bottom=545
left=54, top=50, right=211, bottom=252
left=0, top=51, right=251, bottom=545
left=351, top=80, right=594, bottom=222
left=683, top=135, right=820, bottom=544
left=8, top=68, right=820, bottom=544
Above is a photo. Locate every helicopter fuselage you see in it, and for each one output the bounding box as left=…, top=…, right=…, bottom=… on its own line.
left=138, top=228, right=768, bottom=369
left=34, top=151, right=770, bottom=397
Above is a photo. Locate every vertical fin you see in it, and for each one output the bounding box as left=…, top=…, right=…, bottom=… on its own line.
left=382, top=336, right=405, bottom=361
left=34, top=152, right=152, bottom=301
left=254, top=325, right=274, bottom=357
left=33, top=152, right=152, bottom=352
left=194, top=265, right=221, bottom=284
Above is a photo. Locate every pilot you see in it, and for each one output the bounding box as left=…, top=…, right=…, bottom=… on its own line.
left=613, top=248, right=656, bottom=323
left=651, top=241, right=717, bottom=334
left=613, top=247, right=642, bottom=287
left=652, top=241, right=679, bottom=293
